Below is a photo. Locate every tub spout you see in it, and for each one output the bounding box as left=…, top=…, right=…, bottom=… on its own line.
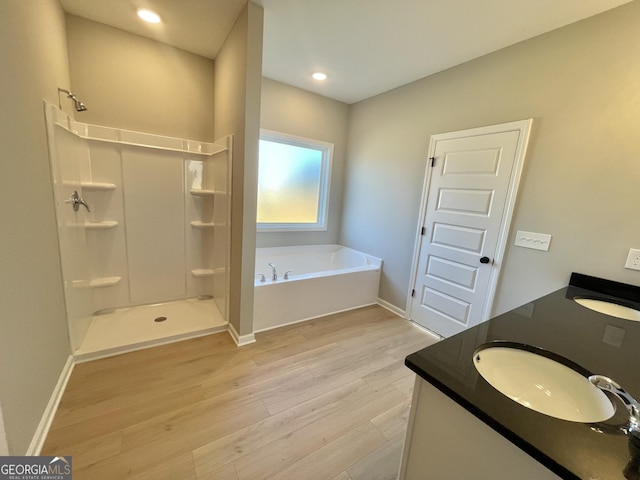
left=268, top=263, right=278, bottom=281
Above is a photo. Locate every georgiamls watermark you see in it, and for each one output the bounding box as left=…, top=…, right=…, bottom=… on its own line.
left=0, top=456, right=72, bottom=480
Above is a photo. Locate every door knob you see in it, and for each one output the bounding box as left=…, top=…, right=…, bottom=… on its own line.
left=64, top=190, right=91, bottom=213
left=480, top=256, right=491, bottom=264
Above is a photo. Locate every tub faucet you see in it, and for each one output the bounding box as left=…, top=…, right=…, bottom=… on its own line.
left=268, top=263, right=278, bottom=281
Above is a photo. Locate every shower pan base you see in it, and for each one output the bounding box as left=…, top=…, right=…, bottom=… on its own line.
left=74, top=298, right=227, bottom=362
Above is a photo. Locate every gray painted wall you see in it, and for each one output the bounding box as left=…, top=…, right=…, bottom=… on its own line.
left=341, top=1, right=640, bottom=315
left=214, top=2, right=264, bottom=336
left=66, top=15, right=215, bottom=142
left=0, top=0, right=72, bottom=454
left=258, top=77, right=350, bottom=248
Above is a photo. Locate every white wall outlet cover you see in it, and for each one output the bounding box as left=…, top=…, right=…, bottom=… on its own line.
left=625, top=248, right=640, bottom=271
left=514, top=231, right=552, bottom=252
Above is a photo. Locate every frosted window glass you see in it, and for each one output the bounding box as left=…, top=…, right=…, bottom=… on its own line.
left=257, top=139, right=324, bottom=225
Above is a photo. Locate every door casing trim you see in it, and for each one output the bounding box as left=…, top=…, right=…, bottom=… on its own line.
left=406, top=119, right=533, bottom=331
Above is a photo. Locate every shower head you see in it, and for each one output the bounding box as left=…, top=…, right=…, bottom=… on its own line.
left=57, top=88, right=88, bottom=112
left=74, top=99, right=88, bottom=112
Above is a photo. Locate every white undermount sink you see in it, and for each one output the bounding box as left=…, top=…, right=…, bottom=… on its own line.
left=473, top=344, right=615, bottom=423
left=574, top=297, right=640, bottom=321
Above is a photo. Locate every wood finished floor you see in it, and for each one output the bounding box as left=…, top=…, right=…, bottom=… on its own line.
left=42, top=305, right=438, bottom=480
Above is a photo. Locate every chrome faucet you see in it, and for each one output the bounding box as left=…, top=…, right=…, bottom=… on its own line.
left=590, top=375, right=640, bottom=437
left=65, top=190, right=90, bottom=213
left=268, top=263, right=278, bottom=281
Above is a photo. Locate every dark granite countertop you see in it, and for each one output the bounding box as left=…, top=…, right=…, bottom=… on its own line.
left=405, top=273, right=640, bottom=480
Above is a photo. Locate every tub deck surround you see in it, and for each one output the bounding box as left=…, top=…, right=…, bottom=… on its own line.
left=404, top=275, right=640, bottom=480
left=253, top=245, right=382, bottom=332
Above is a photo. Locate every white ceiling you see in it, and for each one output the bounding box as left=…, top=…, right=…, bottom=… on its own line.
left=60, top=0, right=633, bottom=104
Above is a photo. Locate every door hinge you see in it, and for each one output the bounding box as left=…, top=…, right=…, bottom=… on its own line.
left=421, top=227, right=426, bottom=236
left=411, top=289, right=416, bottom=297
left=429, top=157, right=435, bottom=167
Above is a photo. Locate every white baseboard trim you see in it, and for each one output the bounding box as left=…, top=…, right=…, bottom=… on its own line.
left=376, top=299, right=442, bottom=341
left=377, top=298, right=407, bottom=318
left=0, top=405, right=8, bottom=455
left=228, top=323, right=256, bottom=347
left=27, top=355, right=75, bottom=455
left=407, top=319, right=444, bottom=342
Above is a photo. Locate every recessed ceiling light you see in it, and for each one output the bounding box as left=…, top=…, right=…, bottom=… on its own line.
left=312, top=72, right=327, bottom=81
left=137, top=8, right=161, bottom=24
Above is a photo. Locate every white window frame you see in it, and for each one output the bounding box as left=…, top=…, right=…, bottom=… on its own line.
left=257, top=129, right=333, bottom=232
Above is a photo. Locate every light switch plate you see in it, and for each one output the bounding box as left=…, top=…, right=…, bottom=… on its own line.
left=514, top=231, right=552, bottom=251
left=625, top=248, right=640, bottom=271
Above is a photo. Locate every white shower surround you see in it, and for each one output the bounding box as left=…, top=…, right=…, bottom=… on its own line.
left=253, top=244, right=382, bottom=332
left=45, top=103, right=231, bottom=352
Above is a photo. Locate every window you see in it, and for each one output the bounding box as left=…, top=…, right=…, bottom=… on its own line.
left=257, top=130, right=333, bottom=231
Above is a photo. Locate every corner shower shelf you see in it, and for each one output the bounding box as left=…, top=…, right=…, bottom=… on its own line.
left=191, top=269, right=214, bottom=278
left=190, top=221, right=216, bottom=229
left=89, top=276, right=122, bottom=288
left=85, top=221, right=118, bottom=230
left=189, top=189, right=216, bottom=197
left=81, top=182, right=117, bottom=191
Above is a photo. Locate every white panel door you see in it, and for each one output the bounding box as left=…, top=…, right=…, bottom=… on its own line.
left=410, top=121, right=530, bottom=337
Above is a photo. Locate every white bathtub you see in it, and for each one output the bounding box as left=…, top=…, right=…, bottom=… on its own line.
left=253, top=244, right=382, bottom=332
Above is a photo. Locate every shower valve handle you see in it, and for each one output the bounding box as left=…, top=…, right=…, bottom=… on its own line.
left=65, top=190, right=91, bottom=213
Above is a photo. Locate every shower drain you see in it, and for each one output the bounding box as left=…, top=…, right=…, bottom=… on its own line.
left=154, top=316, right=167, bottom=323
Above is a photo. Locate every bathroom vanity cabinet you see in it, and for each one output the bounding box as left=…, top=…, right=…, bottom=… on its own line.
left=401, top=274, right=640, bottom=480
left=400, top=377, right=561, bottom=479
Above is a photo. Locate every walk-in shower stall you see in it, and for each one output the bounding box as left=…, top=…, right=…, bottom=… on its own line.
left=45, top=103, right=231, bottom=359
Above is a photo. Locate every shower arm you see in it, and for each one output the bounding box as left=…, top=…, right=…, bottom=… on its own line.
left=57, top=87, right=88, bottom=112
